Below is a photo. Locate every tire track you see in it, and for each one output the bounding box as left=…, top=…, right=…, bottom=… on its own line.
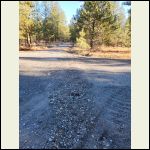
left=101, top=86, right=131, bottom=149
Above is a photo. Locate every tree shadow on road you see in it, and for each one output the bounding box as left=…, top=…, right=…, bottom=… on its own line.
left=20, top=56, right=131, bottom=67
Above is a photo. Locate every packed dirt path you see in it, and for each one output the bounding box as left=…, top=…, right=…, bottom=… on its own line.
left=19, top=43, right=131, bottom=149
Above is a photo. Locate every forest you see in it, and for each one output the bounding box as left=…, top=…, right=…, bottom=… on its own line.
left=19, top=1, right=131, bottom=49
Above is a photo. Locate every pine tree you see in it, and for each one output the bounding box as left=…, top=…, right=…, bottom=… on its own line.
left=75, top=1, right=120, bottom=48
left=76, top=29, right=90, bottom=49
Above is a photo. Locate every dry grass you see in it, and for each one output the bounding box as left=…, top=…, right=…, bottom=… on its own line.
left=20, top=44, right=131, bottom=60
left=19, top=46, right=49, bottom=51
left=68, top=46, right=131, bottom=59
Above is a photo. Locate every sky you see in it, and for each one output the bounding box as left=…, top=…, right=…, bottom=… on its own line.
left=58, top=1, right=83, bottom=25
left=58, top=1, right=130, bottom=25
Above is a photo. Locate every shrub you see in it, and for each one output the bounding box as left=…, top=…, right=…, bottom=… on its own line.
left=76, top=29, right=90, bottom=49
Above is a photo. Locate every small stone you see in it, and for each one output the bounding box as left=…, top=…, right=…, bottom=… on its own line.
left=105, top=142, right=110, bottom=147
left=87, top=99, right=91, bottom=102
left=24, top=140, right=27, bottom=143
left=49, top=137, right=53, bottom=142
left=94, top=145, right=97, bottom=148
left=31, top=146, right=34, bottom=149
left=38, top=120, right=42, bottom=124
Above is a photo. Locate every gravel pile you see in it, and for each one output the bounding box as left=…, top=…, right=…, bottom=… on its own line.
left=45, top=70, right=99, bottom=149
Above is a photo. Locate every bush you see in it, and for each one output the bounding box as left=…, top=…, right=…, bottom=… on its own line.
left=76, top=29, right=90, bottom=49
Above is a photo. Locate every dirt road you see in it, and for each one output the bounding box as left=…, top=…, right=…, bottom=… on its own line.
left=19, top=43, right=131, bottom=149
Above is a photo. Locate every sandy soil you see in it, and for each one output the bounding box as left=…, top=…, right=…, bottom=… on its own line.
left=19, top=43, right=131, bottom=149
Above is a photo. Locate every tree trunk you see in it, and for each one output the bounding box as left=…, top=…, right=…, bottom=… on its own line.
left=27, top=33, right=31, bottom=47
left=29, top=34, right=32, bottom=45
left=90, top=21, right=95, bottom=49
left=90, top=38, right=93, bottom=49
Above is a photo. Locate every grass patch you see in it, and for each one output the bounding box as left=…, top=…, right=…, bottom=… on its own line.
left=67, top=46, right=131, bottom=59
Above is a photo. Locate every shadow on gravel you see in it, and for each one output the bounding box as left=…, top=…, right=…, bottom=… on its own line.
left=20, top=49, right=66, bottom=53
left=19, top=68, right=131, bottom=149
left=20, top=56, right=131, bottom=67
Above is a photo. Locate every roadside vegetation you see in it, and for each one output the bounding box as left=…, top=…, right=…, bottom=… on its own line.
left=19, top=1, right=131, bottom=59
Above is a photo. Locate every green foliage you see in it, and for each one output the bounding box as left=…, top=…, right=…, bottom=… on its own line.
left=19, top=1, right=34, bottom=45
left=19, top=1, right=131, bottom=48
left=76, top=29, right=90, bottom=49
left=19, top=1, right=70, bottom=45
left=78, top=1, right=119, bottom=48
left=70, top=1, right=131, bottom=48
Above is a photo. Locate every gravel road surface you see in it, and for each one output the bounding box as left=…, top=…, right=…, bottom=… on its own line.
left=19, top=43, right=131, bottom=149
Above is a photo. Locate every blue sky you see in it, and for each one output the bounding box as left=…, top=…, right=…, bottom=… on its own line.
left=58, top=1, right=130, bottom=25
left=58, top=1, right=83, bottom=25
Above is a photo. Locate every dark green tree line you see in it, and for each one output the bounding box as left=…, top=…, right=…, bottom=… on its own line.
left=69, top=1, right=131, bottom=48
